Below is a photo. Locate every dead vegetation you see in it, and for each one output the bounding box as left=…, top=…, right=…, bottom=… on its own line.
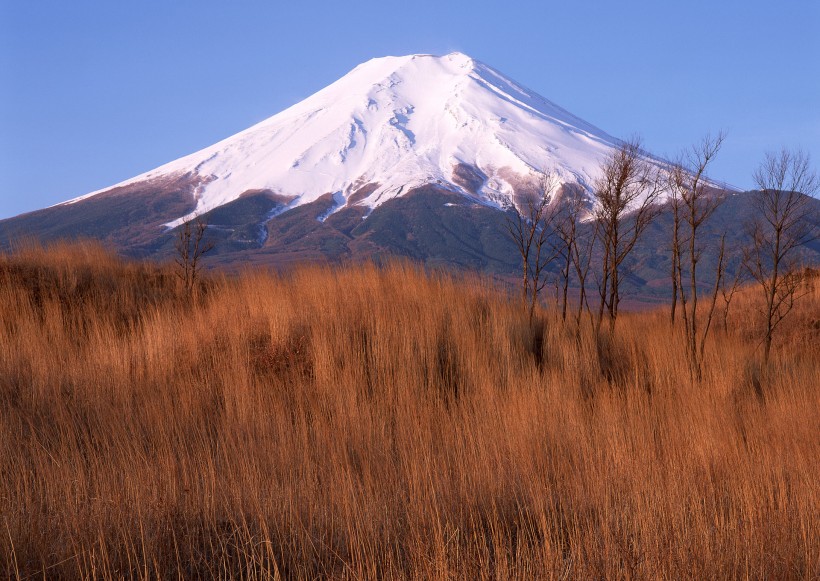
left=0, top=242, right=818, bottom=579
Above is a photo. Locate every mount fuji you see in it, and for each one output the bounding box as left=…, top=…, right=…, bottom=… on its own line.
left=64, top=52, right=626, bottom=223
left=2, top=52, right=692, bottom=284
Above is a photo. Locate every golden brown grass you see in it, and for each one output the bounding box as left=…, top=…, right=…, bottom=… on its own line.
left=1, top=242, right=818, bottom=579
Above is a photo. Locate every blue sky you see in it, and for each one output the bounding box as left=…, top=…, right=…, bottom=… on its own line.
left=1, top=0, right=818, bottom=219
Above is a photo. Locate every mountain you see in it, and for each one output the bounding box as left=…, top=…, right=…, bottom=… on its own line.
left=7, top=52, right=817, bottom=302
left=61, top=52, right=627, bottom=226
left=0, top=54, right=608, bottom=267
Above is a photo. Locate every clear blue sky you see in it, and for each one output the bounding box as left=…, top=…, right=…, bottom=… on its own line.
left=1, top=0, right=818, bottom=219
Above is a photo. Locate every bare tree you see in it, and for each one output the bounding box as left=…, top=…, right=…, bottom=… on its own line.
left=175, top=214, right=215, bottom=296
left=745, top=149, right=819, bottom=364
left=668, top=132, right=727, bottom=379
left=669, top=182, right=682, bottom=325
left=505, top=171, right=561, bottom=324
left=720, top=255, right=746, bottom=333
left=553, top=184, right=595, bottom=327
left=593, top=138, right=662, bottom=336
left=553, top=186, right=576, bottom=323
left=572, top=219, right=598, bottom=330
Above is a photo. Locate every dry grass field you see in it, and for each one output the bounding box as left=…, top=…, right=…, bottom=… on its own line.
left=1, top=242, right=818, bottom=579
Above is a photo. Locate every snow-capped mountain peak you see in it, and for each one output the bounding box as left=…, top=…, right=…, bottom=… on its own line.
left=65, top=52, right=626, bottom=226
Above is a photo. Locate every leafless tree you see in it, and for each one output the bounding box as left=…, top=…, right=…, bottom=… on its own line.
left=572, top=219, right=598, bottom=330
left=668, top=132, right=727, bottom=379
left=553, top=187, right=576, bottom=323
left=593, top=138, right=663, bottom=336
left=553, top=184, right=595, bottom=326
left=668, top=181, right=682, bottom=325
left=175, top=214, right=215, bottom=296
left=505, top=171, right=561, bottom=324
left=745, top=148, right=819, bottom=364
left=720, top=255, right=746, bottom=333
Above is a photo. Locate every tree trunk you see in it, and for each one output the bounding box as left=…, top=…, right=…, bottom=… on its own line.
left=670, top=212, right=679, bottom=325
left=561, top=251, right=571, bottom=322
left=763, top=234, right=781, bottom=366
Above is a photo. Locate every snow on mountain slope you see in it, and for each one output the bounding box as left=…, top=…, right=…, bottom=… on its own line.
left=63, top=52, right=632, bottom=226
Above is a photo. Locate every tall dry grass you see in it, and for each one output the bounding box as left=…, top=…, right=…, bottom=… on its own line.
left=0, top=242, right=818, bottom=579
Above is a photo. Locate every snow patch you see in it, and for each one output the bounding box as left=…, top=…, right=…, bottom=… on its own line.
left=317, top=192, right=347, bottom=222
